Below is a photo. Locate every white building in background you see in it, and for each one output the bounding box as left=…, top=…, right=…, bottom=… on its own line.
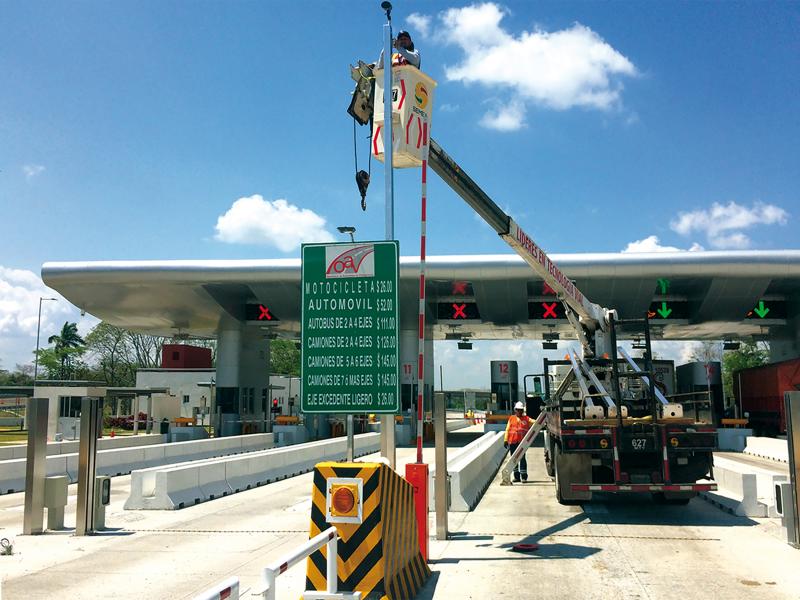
left=134, top=368, right=300, bottom=421
left=136, top=368, right=216, bottom=421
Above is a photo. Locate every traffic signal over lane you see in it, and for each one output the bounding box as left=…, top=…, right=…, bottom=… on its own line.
left=436, top=302, right=481, bottom=320
left=528, top=301, right=566, bottom=320
left=245, top=303, right=279, bottom=322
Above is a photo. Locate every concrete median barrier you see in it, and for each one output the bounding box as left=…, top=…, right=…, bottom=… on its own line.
left=744, top=436, right=788, bottom=463
left=446, top=418, right=472, bottom=432
left=0, top=433, right=167, bottom=461
left=710, top=455, right=788, bottom=517
left=701, top=471, right=765, bottom=517
left=429, top=431, right=505, bottom=512
left=124, top=433, right=381, bottom=510
left=0, top=433, right=274, bottom=495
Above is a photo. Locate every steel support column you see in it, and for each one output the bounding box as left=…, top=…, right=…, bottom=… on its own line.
left=434, top=391, right=448, bottom=540
left=23, top=397, right=49, bottom=535
left=76, top=397, right=102, bottom=536
left=785, top=391, right=800, bottom=547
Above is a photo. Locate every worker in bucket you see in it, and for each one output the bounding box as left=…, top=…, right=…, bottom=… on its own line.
left=375, top=30, right=420, bottom=69
left=504, top=401, right=533, bottom=482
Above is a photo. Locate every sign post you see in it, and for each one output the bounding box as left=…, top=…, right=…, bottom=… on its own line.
left=301, top=242, right=400, bottom=435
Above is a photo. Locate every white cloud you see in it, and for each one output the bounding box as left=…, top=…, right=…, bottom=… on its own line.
left=0, top=266, right=95, bottom=369
left=214, top=195, right=335, bottom=252
left=479, top=99, right=526, bottom=131
left=439, top=103, right=460, bottom=113
left=670, top=201, right=789, bottom=249
left=22, top=164, right=45, bottom=180
left=622, top=235, right=704, bottom=253
left=424, top=2, right=636, bottom=128
left=406, top=13, right=432, bottom=39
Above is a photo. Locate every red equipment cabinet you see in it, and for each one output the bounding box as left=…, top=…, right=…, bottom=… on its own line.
left=734, top=358, right=800, bottom=435
left=161, top=344, right=213, bottom=369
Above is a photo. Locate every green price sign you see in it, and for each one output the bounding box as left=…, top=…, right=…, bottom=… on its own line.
left=301, top=241, right=400, bottom=414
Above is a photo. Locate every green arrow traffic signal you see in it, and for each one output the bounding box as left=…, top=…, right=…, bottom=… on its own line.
left=753, top=300, right=770, bottom=318
left=657, top=301, right=672, bottom=319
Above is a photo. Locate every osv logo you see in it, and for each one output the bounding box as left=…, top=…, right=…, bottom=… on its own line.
left=325, top=244, right=375, bottom=279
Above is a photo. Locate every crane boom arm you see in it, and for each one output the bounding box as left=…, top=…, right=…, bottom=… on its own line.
left=428, top=138, right=607, bottom=331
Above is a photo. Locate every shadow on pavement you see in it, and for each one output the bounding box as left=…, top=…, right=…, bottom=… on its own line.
left=430, top=544, right=600, bottom=563
left=447, top=532, right=494, bottom=541
left=582, top=493, right=759, bottom=527
left=414, top=570, right=441, bottom=599
left=90, top=527, right=135, bottom=536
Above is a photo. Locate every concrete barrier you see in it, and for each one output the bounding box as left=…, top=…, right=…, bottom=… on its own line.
left=124, top=433, right=381, bottom=510
left=446, top=419, right=472, bottom=432
left=698, top=456, right=788, bottom=517
left=712, top=455, right=788, bottom=517
left=448, top=432, right=505, bottom=511
left=704, top=465, right=767, bottom=516
left=0, top=433, right=274, bottom=495
left=0, top=433, right=167, bottom=461
left=429, top=431, right=505, bottom=512
left=744, top=436, right=789, bottom=463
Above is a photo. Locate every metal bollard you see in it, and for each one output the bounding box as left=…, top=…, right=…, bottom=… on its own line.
left=93, top=476, right=111, bottom=531
left=775, top=481, right=798, bottom=547
left=44, top=476, right=69, bottom=530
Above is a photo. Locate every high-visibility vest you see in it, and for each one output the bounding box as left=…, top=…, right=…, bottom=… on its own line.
left=504, top=415, right=532, bottom=444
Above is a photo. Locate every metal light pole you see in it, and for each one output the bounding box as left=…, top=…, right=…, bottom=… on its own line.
left=337, top=225, right=357, bottom=461
left=33, top=297, right=57, bottom=385
left=336, top=226, right=356, bottom=243
left=380, top=0, right=396, bottom=469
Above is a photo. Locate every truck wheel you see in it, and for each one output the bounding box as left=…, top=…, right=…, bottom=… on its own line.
left=544, top=435, right=555, bottom=478
left=554, top=444, right=591, bottom=505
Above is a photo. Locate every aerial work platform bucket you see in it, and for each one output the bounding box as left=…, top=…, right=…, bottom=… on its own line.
left=372, top=65, right=437, bottom=168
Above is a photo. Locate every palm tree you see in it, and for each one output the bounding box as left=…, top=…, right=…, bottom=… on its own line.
left=48, top=322, right=86, bottom=379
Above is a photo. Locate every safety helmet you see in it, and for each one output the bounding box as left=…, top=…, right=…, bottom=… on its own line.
left=514, top=401, right=525, bottom=411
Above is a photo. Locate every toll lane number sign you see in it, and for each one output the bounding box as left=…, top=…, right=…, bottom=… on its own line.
left=301, top=241, right=400, bottom=414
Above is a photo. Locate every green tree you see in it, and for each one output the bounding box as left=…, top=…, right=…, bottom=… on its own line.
left=47, top=321, right=86, bottom=379
left=0, top=364, right=33, bottom=386
left=690, top=341, right=722, bottom=363
left=270, top=340, right=300, bottom=376
left=723, top=341, right=769, bottom=400
left=84, top=322, right=136, bottom=386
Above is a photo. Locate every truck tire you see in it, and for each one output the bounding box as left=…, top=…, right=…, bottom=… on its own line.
left=544, top=433, right=555, bottom=478
left=554, top=443, right=592, bottom=505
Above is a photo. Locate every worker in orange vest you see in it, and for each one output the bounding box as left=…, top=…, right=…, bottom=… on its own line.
left=504, top=401, right=533, bottom=482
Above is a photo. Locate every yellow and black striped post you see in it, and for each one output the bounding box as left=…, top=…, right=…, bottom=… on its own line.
left=306, top=462, right=430, bottom=599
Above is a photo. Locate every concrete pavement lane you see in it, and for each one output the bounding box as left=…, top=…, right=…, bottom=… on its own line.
left=0, top=429, right=484, bottom=600
left=4, top=429, right=798, bottom=600
left=420, top=446, right=800, bottom=600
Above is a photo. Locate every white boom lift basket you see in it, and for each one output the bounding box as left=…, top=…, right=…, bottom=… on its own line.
left=372, top=65, right=437, bottom=168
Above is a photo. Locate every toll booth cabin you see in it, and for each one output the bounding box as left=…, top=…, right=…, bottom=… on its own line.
left=677, top=361, right=723, bottom=426
left=490, top=361, right=519, bottom=413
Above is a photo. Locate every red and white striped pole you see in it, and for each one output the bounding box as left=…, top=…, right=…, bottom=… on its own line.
left=416, top=121, right=429, bottom=464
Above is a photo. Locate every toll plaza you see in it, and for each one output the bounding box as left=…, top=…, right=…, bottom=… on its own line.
left=5, top=6, right=800, bottom=599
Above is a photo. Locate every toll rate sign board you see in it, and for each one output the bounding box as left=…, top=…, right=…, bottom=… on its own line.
left=301, top=241, right=400, bottom=414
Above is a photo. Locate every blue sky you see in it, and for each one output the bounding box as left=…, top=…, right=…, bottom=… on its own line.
left=2, top=1, right=798, bottom=382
